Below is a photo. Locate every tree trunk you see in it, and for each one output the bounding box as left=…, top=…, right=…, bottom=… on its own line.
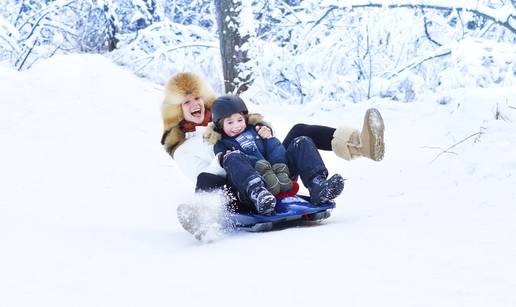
left=214, top=0, right=252, bottom=94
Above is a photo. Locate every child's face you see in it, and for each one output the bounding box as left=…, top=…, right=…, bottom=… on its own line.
left=222, top=113, right=246, bottom=137
left=181, top=95, right=206, bottom=124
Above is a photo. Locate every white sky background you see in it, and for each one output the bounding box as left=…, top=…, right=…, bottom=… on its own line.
left=0, top=49, right=515, bottom=306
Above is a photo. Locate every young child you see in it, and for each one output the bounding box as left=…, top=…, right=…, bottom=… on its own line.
left=209, top=95, right=345, bottom=215
left=211, top=95, right=294, bottom=214
left=212, top=95, right=294, bottom=201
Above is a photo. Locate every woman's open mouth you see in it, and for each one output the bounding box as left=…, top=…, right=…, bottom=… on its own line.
left=190, top=108, right=202, bottom=117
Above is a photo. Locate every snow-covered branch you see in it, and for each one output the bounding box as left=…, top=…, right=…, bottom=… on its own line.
left=386, top=47, right=452, bottom=79
left=323, top=1, right=516, bottom=34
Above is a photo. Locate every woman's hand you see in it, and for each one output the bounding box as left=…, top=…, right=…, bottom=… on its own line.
left=256, top=125, right=272, bottom=139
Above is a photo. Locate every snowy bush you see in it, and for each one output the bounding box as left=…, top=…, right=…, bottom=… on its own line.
left=437, top=38, right=515, bottom=90
left=109, top=20, right=222, bottom=88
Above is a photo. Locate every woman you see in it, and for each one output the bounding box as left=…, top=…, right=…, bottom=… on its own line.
left=160, top=72, right=384, bottom=238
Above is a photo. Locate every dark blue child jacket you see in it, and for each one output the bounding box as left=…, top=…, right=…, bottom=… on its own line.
left=213, top=125, right=287, bottom=166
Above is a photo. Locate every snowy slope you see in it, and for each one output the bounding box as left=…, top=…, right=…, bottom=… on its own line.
left=1, top=54, right=515, bottom=307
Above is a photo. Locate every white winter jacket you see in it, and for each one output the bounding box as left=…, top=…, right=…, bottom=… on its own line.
left=173, top=126, right=226, bottom=182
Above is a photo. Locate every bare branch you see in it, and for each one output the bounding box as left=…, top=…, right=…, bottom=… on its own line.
left=13, top=2, right=26, bottom=27
left=309, top=5, right=338, bottom=30
left=19, top=0, right=77, bottom=41
left=479, top=20, right=496, bottom=38
left=494, top=102, right=514, bottom=122
left=456, top=9, right=466, bottom=39
left=421, top=146, right=449, bottom=151
left=158, top=42, right=218, bottom=53
left=388, top=49, right=451, bottom=79
left=129, top=42, right=217, bottom=71
left=422, top=8, right=442, bottom=47
left=275, top=71, right=304, bottom=102
left=0, top=33, right=18, bottom=51
left=134, top=57, right=154, bottom=73
left=430, top=130, right=485, bottom=163
left=278, top=1, right=303, bottom=24
left=17, top=38, right=39, bottom=71
left=20, top=11, right=53, bottom=41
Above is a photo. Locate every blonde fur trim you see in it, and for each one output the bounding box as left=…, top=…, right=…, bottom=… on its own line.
left=331, top=126, right=359, bottom=160
left=248, top=113, right=265, bottom=126
left=204, top=123, right=221, bottom=145
left=161, top=103, right=183, bottom=132
left=163, top=127, right=185, bottom=156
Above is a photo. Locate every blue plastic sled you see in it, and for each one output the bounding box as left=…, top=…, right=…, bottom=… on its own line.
left=227, top=195, right=335, bottom=232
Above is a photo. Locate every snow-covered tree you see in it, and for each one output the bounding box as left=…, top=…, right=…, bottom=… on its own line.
left=215, top=0, right=253, bottom=93
left=77, top=1, right=120, bottom=53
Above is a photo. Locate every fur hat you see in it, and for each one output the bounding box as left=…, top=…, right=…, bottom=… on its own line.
left=160, top=72, right=217, bottom=156
left=164, top=72, right=216, bottom=106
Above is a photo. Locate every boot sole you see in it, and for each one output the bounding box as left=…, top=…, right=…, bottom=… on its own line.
left=257, top=194, right=276, bottom=215
left=318, top=174, right=345, bottom=204
left=365, top=108, right=385, bottom=161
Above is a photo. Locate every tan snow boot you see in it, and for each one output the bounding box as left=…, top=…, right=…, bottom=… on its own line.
left=331, top=108, right=385, bottom=161
left=359, top=108, right=385, bottom=161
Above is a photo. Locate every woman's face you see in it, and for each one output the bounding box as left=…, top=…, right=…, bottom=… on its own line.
left=181, top=95, right=206, bottom=124
left=222, top=113, right=246, bottom=137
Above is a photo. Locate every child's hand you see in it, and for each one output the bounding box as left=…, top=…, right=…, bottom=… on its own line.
left=256, top=125, right=272, bottom=139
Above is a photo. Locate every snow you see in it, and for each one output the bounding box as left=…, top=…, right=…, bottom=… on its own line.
left=1, top=53, right=516, bottom=307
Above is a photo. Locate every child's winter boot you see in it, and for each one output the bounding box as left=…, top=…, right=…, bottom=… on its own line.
left=246, top=177, right=276, bottom=215
left=331, top=108, right=384, bottom=161
left=272, top=163, right=294, bottom=192
left=307, top=174, right=345, bottom=205
left=255, top=159, right=280, bottom=195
